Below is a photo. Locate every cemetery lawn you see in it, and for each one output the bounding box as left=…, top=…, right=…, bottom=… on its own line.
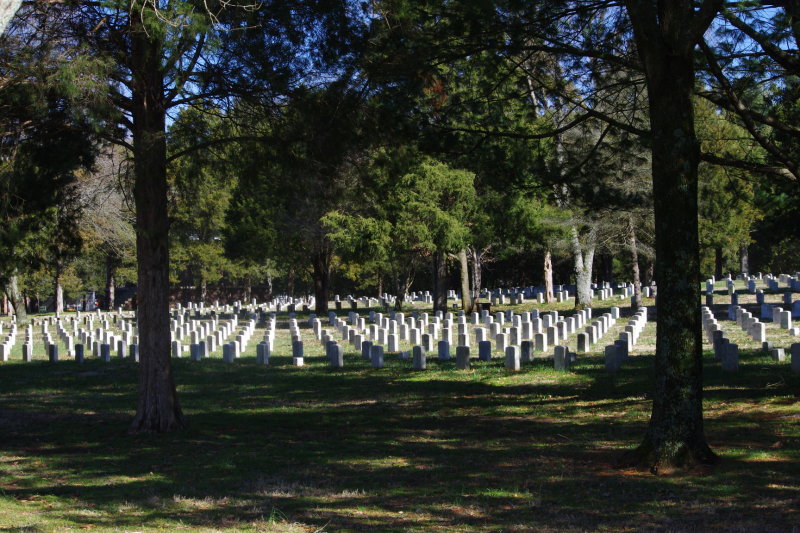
left=1, top=339, right=798, bottom=531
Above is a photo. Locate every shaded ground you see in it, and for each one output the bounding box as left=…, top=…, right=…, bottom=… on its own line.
left=0, top=318, right=798, bottom=532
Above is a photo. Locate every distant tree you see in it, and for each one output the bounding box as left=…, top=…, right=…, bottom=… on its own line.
left=169, top=106, right=237, bottom=303
left=76, top=146, right=137, bottom=310
left=226, top=82, right=372, bottom=313
left=695, top=100, right=764, bottom=278
left=325, top=151, right=476, bottom=311
left=0, top=2, right=101, bottom=322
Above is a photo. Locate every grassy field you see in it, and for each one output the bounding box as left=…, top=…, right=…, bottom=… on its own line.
left=1, top=280, right=799, bottom=532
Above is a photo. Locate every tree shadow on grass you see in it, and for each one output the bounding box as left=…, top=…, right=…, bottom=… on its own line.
left=0, top=354, right=798, bottom=531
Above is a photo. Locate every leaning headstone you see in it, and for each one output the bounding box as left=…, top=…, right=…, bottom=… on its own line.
left=455, top=346, right=470, bottom=370
left=755, top=321, right=767, bottom=342
left=330, top=344, right=344, bottom=368
left=48, top=344, right=59, bottom=363
left=370, top=344, right=384, bottom=368
left=361, top=340, right=372, bottom=360
left=577, top=332, right=589, bottom=353
left=412, top=345, right=426, bottom=370
left=534, top=332, right=547, bottom=353
left=437, top=340, right=451, bottom=361
left=504, top=345, right=520, bottom=371
left=100, top=343, right=111, bottom=362
left=614, top=339, right=629, bottom=361
left=553, top=345, right=570, bottom=371
left=722, top=343, right=739, bottom=372
left=223, top=343, right=235, bottom=363
left=520, top=340, right=533, bottom=363
left=22, top=343, right=33, bottom=362
left=478, top=340, right=492, bottom=361
left=256, top=341, right=271, bottom=365
left=604, top=344, right=620, bottom=373
left=292, top=340, right=304, bottom=359
left=791, top=343, right=800, bottom=373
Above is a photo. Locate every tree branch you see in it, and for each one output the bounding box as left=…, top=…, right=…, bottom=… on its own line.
left=697, top=90, right=800, bottom=137
left=721, top=7, right=800, bottom=75
left=700, top=39, right=800, bottom=179
left=700, top=152, right=796, bottom=180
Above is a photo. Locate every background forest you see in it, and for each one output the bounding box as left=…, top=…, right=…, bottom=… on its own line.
left=1, top=1, right=797, bottom=317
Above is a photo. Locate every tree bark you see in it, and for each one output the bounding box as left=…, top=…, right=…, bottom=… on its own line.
left=196, top=276, right=207, bottom=304
left=432, top=251, right=448, bottom=312
left=312, top=252, right=330, bottom=314
left=571, top=225, right=596, bottom=308
left=622, top=1, right=719, bottom=472
left=105, top=254, right=116, bottom=311
left=714, top=247, right=723, bottom=280
left=128, top=17, right=184, bottom=434
left=243, top=273, right=252, bottom=304
left=629, top=215, right=643, bottom=308
left=457, top=248, right=473, bottom=312
left=543, top=249, right=555, bottom=303
left=6, top=274, right=28, bottom=324
left=739, top=244, right=749, bottom=276
left=645, top=260, right=655, bottom=286
left=470, top=247, right=483, bottom=302
left=54, top=275, right=64, bottom=315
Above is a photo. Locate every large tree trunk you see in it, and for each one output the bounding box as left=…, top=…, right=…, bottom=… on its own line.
left=243, top=273, right=252, bottom=303
left=739, top=244, right=749, bottom=276
left=645, top=260, right=654, bottom=286
left=571, top=226, right=595, bottom=308
left=623, top=1, right=718, bottom=472
left=629, top=215, right=643, bottom=308
left=432, top=251, right=448, bottom=312
left=543, top=249, right=555, bottom=303
left=54, top=275, right=64, bottom=315
left=457, top=248, right=473, bottom=312
left=392, top=268, right=414, bottom=312
left=714, top=247, right=723, bottom=280
left=6, top=273, right=28, bottom=324
left=128, top=19, right=184, bottom=434
left=392, top=271, right=403, bottom=311
left=105, top=254, right=116, bottom=311
left=287, top=267, right=295, bottom=298
left=470, top=247, right=483, bottom=302
left=196, top=276, right=207, bottom=304
left=312, top=252, right=330, bottom=314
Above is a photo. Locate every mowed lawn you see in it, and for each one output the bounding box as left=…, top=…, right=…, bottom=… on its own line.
left=0, top=322, right=798, bottom=532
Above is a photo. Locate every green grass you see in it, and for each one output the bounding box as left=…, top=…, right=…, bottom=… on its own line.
left=1, top=318, right=799, bottom=533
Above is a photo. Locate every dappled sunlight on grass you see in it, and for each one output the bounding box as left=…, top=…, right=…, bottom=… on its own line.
left=0, top=313, right=798, bottom=532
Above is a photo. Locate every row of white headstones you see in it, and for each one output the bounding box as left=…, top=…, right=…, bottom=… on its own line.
left=268, top=307, right=649, bottom=372
left=703, top=305, right=800, bottom=372
left=0, top=307, right=258, bottom=363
